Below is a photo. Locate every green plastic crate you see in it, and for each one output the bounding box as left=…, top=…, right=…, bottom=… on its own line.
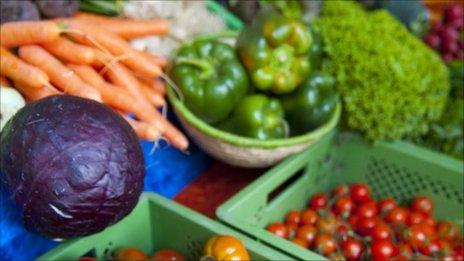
left=38, top=193, right=293, bottom=260
left=217, top=133, right=464, bottom=260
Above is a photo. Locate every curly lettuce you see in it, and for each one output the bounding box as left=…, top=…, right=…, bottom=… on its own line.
left=316, top=1, right=450, bottom=141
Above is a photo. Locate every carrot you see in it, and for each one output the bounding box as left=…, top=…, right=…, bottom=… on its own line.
left=0, top=21, right=61, bottom=47
left=138, top=76, right=166, bottom=95
left=0, top=75, right=11, bottom=86
left=0, top=46, right=51, bottom=89
left=42, top=37, right=95, bottom=64
left=18, top=45, right=101, bottom=102
left=74, top=12, right=170, bottom=39
left=62, top=19, right=162, bottom=78
left=138, top=79, right=166, bottom=108
left=142, top=51, right=168, bottom=69
left=123, top=116, right=161, bottom=141
left=67, top=64, right=158, bottom=124
left=14, top=81, right=60, bottom=101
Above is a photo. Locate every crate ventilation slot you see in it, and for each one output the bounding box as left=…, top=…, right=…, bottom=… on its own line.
left=366, top=157, right=463, bottom=204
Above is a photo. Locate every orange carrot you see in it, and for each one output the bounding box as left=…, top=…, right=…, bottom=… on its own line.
left=142, top=51, right=168, bottom=69
left=42, top=37, right=95, bottom=64
left=123, top=116, right=161, bottom=141
left=138, top=79, right=166, bottom=108
left=14, top=81, right=60, bottom=101
left=138, top=76, right=166, bottom=95
left=0, top=21, right=61, bottom=47
left=0, top=75, right=11, bottom=86
left=18, top=45, right=101, bottom=102
left=63, top=19, right=162, bottom=78
left=74, top=12, right=170, bottom=39
left=1, top=46, right=51, bottom=89
left=67, top=64, right=158, bottom=124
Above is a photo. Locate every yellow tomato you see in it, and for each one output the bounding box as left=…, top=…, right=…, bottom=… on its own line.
left=203, top=235, right=250, bottom=261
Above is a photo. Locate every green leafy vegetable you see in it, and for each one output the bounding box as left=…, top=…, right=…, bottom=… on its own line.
left=315, top=1, right=450, bottom=141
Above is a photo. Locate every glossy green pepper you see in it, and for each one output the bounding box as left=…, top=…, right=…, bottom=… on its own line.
left=218, top=94, right=288, bottom=140
left=309, top=26, right=324, bottom=71
left=236, top=12, right=313, bottom=94
left=170, top=39, right=248, bottom=124
left=281, top=71, right=338, bottom=135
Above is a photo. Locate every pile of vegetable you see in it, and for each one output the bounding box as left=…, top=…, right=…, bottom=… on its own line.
left=266, top=182, right=464, bottom=261
left=170, top=12, right=338, bottom=140
left=0, top=13, right=188, bottom=151
left=0, top=96, right=145, bottom=238
left=315, top=1, right=450, bottom=141
left=78, top=235, right=250, bottom=261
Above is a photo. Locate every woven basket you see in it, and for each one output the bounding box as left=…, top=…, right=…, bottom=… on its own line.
left=167, top=88, right=341, bottom=168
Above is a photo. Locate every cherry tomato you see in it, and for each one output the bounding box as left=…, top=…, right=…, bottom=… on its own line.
left=355, top=217, right=379, bottom=236
left=407, top=211, right=425, bottom=226
left=347, top=215, right=359, bottom=227
left=385, top=207, right=408, bottom=225
left=437, top=221, right=460, bottom=241
left=314, top=233, right=337, bottom=256
left=356, top=200, right=378, bottom=219
left=421, top=216, right=436, bottom=228
left=404, top=223, right=436, bottom=248
left=332, top=184, right=350, bottom=198
left=389, top=255, right=409, bottom=261
left=287, top=223, right=298, bottom=239
left=309, top=192, right=329, bottom=211
left=336, top=224, right=350, bottom=240
left=78, top=258, right=97, bottom=261
left=316, top=213, right=338, bottom=233
left=410, top=196, right=434, bottom=216
left=370, top=240, right=397, bottom=261
left=113, top=247, right=148, bottom=261
left=285, top=210, right=301, bottom=226
left=397, top=243, right=413, bottom=258
left=266, top=222, right=289, bottom=239
left=328, top=252, right=345, bottom=261
left=295, top=225, right=317, bottom=247
left=341, top=237, right=364, bottom=261
left=333, top=196, right=354, bottom=217
left=291, top=237, right=309, bottom=248
left=377, top=197, right=397, bottom=215
left=453, top=247, right=464, bottom=261
left=301, top=209, right=319, bottom=226
left=418, top=238, right=441, bottom=256
left=350, top=183, right=371, bottom=204
left=152, top=249, right=185, bottom=261
left=370, top=222, right=393, bottom=241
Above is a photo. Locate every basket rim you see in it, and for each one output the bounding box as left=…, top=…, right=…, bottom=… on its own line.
left=167, top=87, right=341, bottom=149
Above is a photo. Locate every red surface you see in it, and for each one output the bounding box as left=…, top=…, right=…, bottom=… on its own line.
left=174, top=161, right=266, bottom=218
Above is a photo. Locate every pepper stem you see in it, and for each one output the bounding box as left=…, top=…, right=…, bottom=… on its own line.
left=176, top=57, right=215, bottom=79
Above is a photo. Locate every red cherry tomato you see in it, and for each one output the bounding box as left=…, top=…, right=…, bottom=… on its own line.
left=292, top=237, right=309, bottom=248
left=314, top=233, right=337, bottom=256
left=377, top=197, right=397, bottom=215
left=333, top=196, right=355, bottom=217
left=266, top=222, right=289, bottom=239
left=295, top=225, right=317, bottom=247
left=347, top=215, right=359, bottom=227
left=356, top=200, right=378, bottom=219
left=410, top=196, right=434, bottom=216
left=341, top=237, right=364, bottom=261
left=454, top=247, right=464, bottom=261
left=404, top=223, right=436, bottom=248
left=336, top=224, right=350, bottom=240
left=332, top=184, right=350, bottom=198
left=301, top=209, right=318, bottom=226
left=407, top=211, right=425, bottom=226
left=316, top=213, right=338, bottom=233
left=355, top=217, right=379, bottom=236
left=370, top=240, right=397, bottom=261
left=397, top=243, right=413, bottom=258
left=309, top=192, right=329, bottom=211
left=285, top=210, right=301, bottom=226
left=370, top=222, right=393, bottom=241
left=152, top=249, right=185, bottom=261
left=287, top=223, right=298, bottom=239
left=421, top=216, right=436, bottom=228
left=385, top=207, right=408, bottom=225
left=79, top=258, right=97, bottom=261
left=350, top=183, right=371, bottom=204
left=437, top=221, right=460, bottom=241
left=418, top=238, right=442, bottom=256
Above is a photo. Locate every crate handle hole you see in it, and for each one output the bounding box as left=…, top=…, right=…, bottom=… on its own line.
left=266, top=170, right=305, bottom=205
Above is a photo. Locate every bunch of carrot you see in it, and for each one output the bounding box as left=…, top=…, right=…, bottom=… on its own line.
left=0, top=12, right=188, bottom=151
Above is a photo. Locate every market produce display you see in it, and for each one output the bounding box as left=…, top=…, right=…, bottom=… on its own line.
left=316, top=1, right=450, bottom=141
left=0, top=95, right=145, bottom=238
left=266, top=182, right=464, bottom=261
left=78, top=234, right=249, bottom=261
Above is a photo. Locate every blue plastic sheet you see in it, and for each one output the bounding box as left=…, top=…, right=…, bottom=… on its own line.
left=0, top=139, right=210, bottom=260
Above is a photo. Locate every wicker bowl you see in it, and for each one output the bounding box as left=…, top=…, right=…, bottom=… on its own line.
left=167, top=88, right=341, bottom=168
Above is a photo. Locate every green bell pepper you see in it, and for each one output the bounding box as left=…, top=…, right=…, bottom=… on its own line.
left=170, top=39, right=249, bottom=124
left=236, top=12, right=313, bottom=94
left=309, top=26, right=323, bottom=71
left=281, top=71, right=338, bottom=135
left=218, top=94, right=288, bottom=140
